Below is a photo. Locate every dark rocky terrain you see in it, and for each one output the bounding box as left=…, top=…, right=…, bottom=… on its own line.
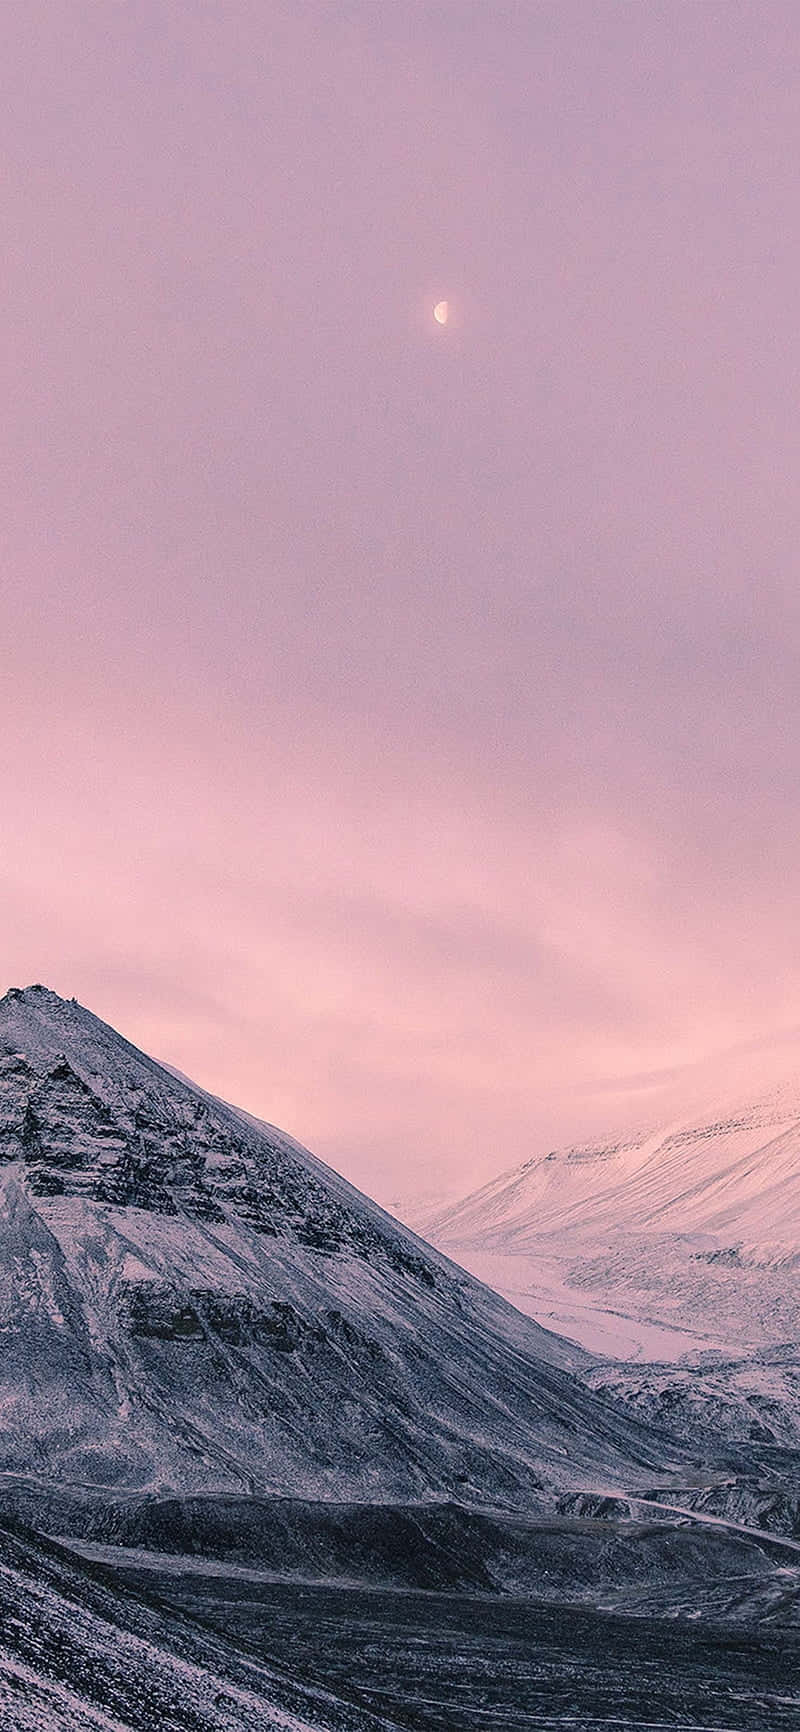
left=4, top=1512, right=800, bottom=1732
left=0, top=1517, right=394, bottom=1731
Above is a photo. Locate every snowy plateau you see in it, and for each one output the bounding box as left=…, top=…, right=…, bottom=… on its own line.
left=0, top=986, right=799, bottom=1730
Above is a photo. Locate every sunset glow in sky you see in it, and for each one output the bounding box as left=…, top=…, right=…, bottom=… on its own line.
left=4, top=3, right=800, bottom=1201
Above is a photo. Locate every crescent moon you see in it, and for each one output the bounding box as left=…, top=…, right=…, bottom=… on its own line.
left=433, top=300, right=449, bottom=325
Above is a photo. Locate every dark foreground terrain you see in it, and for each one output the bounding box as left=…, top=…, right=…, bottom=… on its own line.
left=7, top=1503, right=800, bottom=1731
left=94, top=1563, right=800, bottom=1732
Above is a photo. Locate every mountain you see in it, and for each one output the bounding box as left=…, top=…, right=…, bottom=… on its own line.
left=0, top=985, right=677, bottom=1511
left=421, top=1081, right=800, bottom=1366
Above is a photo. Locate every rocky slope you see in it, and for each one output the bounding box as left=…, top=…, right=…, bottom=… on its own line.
left=0, top=1517, right=394, bottom=1732
left=0, top=986, right=678, bottom=1509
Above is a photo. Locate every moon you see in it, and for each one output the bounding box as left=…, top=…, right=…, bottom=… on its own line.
left=433, top=300, right=449, bottom=325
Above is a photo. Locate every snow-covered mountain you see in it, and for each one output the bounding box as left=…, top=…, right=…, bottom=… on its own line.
left=0, top=985, right=677, bottom=1509
left=421, top=1081, right=800, bottom=1365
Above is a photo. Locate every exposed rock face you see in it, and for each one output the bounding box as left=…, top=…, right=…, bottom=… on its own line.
left=0, top=986, right=676, bottom=1505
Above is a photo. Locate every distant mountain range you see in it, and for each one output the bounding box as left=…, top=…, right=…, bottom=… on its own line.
left=415, top=1084, right=800, bottom=1461
left=426, top=1077, right=800, bottom=1247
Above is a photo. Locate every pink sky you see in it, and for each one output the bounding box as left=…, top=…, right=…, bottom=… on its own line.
left=3, top=2, right=800, bottom=1202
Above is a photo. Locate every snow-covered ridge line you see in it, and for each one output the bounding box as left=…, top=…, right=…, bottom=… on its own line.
left=418, top=1061, right=800, bottom=1365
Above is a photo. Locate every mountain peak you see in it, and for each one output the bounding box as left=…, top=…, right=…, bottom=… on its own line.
left=0, top=987, right=673, bottom=1503
left=1, top=984, right=93, bottom=1048
left=2, top=982, right=72, bottom=1005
